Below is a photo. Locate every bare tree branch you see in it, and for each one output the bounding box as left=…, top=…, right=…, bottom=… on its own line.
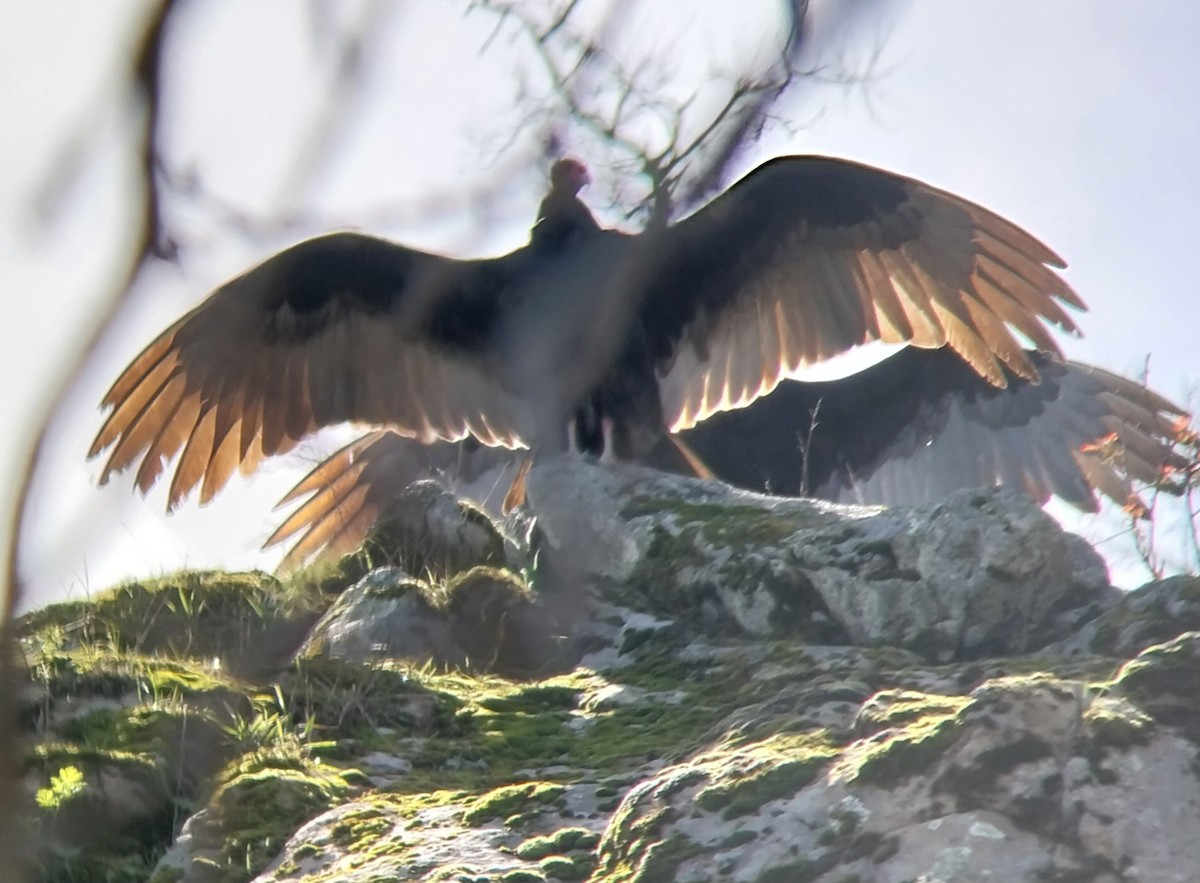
left=2, top=5, right=180, bottom=874
left=467, top=0, right=862, bottom=230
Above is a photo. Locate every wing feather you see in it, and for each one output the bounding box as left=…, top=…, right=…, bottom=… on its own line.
left=90, top=232, right=530, bottom=509
left=680, top=347, right=1190, bottom=513
left=266, top=428, right=496, bottom=570
left=92, top=348, right=181, bottom=465
left=874, top=251, right=948, bottom=347
left=111, top=374, right=190, bottom=488
left=268, top=458, right=370, bottom=549
left=643, top=156, right=1084, bottom=431
left=969, top=270, right=1063, bottom=354
left=259, top=346, right=293, bottom=457
left=200, top=396, right=245, bottom=506
left=168, top=402, right=218, bottom=509
left=100, top=330, right=178, bottom=413
left=855, top=250, right=913, bottom=343
left=277, top=484, right=374, bottom=572
left=129, top=378, right=193, bottom=493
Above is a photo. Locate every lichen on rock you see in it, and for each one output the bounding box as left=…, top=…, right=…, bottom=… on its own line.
left=14, top=461, right=1200, bottom=882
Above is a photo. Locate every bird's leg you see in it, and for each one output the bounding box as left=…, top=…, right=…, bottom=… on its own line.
left=599, top=417, right=617, bottom=465
left=566, top=416, right=581, bottom=455
left=502, top=456, right=533, bottom=513
left=667, top=434, right=716, bottom=479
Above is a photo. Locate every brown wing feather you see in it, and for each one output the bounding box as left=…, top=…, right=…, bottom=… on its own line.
left=91, top=233, right=530, bottom=510
left=268, top=455, right=372, bottom=550
left=265, top=429, right=476, bottom=571
left=643, top=156, right=1084, bottom=432
left=277, top=483, right=375, bottom=571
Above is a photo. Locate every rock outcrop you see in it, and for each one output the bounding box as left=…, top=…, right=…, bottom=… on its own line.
left=13, top=459, right=1200, bottom=882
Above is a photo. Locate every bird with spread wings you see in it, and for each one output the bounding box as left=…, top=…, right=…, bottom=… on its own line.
left=88, top=156, right=1192, bottom=567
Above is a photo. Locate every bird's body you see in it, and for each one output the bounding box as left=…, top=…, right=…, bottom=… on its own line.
left=88, top=154, right=1190, bottom=567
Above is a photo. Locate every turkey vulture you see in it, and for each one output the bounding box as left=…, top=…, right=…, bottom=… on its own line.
left=263, top=348, right=1189, bottom=569
left=91, top=155, right=1089, bottom=520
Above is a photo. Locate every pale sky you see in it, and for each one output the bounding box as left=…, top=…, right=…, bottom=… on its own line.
left=4, top=2, right=1198, bottom=613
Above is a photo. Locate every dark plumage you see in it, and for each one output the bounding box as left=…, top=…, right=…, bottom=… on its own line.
left=90, top=154, right=1089, bottom=516
left=263, top=348, right=1189, bottom=569
left=682, top=347, right=1188, bottom=510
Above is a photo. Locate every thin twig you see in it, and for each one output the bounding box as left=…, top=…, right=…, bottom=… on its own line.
left=2, top=5, right=180, bottom=875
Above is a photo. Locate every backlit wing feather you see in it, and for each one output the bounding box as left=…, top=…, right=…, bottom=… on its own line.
left=89, top=232, right=531, bottom=510
left=643, top=156, right=1085, bottom=431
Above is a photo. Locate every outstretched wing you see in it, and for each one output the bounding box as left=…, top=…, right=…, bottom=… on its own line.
left=263, top=430, right=520, bottom=570
left=681, top=348, right=1191, bottom=513
left=641, top=155, right=1085, bottom=430
left=89, top=232, right=531, bottom=510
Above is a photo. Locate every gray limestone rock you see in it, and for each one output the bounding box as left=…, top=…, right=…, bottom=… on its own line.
left=528, top=457, right=1100, bottom=660
left=299, top=564, right=572, bottom=676
left=18, top=461, right=1200, bottom=883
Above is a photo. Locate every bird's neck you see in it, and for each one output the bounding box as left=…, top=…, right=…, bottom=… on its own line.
left=531, top=190, right=601, bottom=252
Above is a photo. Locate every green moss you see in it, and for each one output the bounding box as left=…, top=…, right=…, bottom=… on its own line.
left=59, top=704, right=204, bottom=759
left=18, top=569, right=322, bottom=667
left=25, top=547, right=1159, bottom=883
left=622, top=834, right=704, bottom=883
left=1110, top=633, right=1200, bottom=737
left=592, top=785, right=686, bottom=883
left=516, top=827, right=602, bottom=859
left=980, top=655, right=1117, bottom=685
left=293, top=842, right=322, bottom=860
left=696, top=732, right=839, bottom=818
left=383, top=658, right=743, bottom=788
left=462, top=781, right=567, bottom=826
left=27, top=739, right=158, bottom=775
left=357, top=789, right=467, bottom=823
left=499, top=871, right=548, bottom=883
left=569, top=702, right=720, bottom=770
left=754, top=860, right=817, bottom=883
left=20, top=643, right=240, bottom=710
left=329, top=806, right=394, bottom=848
left=855, top=690, right=970, bottom=733
left=541, top=854, right=590, bottom=880
left=1084, top=699, right=1152, bottom=750
left=836, top=693, right=970, bottom=787
left=202, top=761, right=353, bottom=882
left=286, top=656, right=465, bottom=742
left=478, top=683, right=582, bottom=713
left=717, top=829, right=758, bottom=849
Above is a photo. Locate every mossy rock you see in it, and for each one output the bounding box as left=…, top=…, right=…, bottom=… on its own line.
left=18, top=570, right=323, bottom=678
left=194, top=761, right=355, bottom=881
left=462, top=781, right=567, bottom=826
left=1109, top=632, right=1200, bottom=738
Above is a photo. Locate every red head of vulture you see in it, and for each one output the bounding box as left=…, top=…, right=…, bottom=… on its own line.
left=94, top=152, right=1194, bottom=560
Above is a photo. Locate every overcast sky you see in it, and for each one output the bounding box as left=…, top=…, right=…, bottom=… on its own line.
left=4, top=1, right=1198, bottom=613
